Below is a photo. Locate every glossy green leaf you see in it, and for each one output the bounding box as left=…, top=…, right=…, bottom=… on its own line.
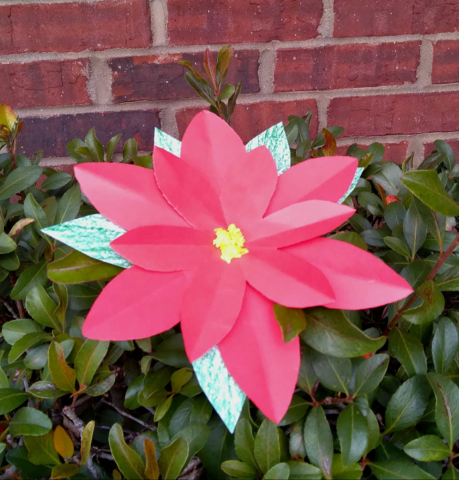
left=388, top=328, right=427, bottom=376
left=27, top=381, right=66, bottom=399
left=301, top=307, right=386, bottom=358
left=2, top=318, right=43, bottom=345
left=54, top=184, right=81, bottom=225
left=0, top=232, right=16, bottom=254
left=158, top=437, right=189, bottom=480
left=24, top=432, right=60, bottom=465
left=278, top=395, right=309, bottom=426
left=329, top=231, right=368, bottom=251
left=427, top=373, right=459, bottom=449
left=0, top=166, right=42, bottom=201
left=288, top=461, right=322, bottom=480
left=436, top=266, right=459, bottom=291
left=24, top=193, right=48, bottom=239
left=403, top=281, right=444, bottom=325
left=171, top=368, right=193, bottom=394
left=221, top=460, right=258, bottom=478
left=297, top=345, right=318, bottom=395
left=106, top=134, right=122, bottom=162
left=8, top=332, right=51, bottom=363
left=370, top=459, right=435, bottom=480
left=75, top=339, right=109, bottom=387
left=353, top=354, right=389, bottom=396
left=435, top=140, right=455, bottom=171
left=273, top=304, right=307, bottom=342
left=123, top=138, right=138, bottom=163
left=311, top=349, right=352, bottom=394
left=404, top=435, right=450, bottom=462
left=47, top=250, right=123, bottom=284
left=48, top=342, right=76, bottom=393
left=109, top=423, right=147, bottom=479
left=432, top=317, right=459, bottom=374
left=385, top=375, right=430, bottom=433
left=403, top=201, right=427, bottom=259
left=171, top=423, right=210, bottom=465
left=384, top=201, right=406, bottom=230
left=414, top=197, right=446, bottom=254
left=254, top=419, right=285, bottom=474
left=401, top=170, right=459, bottom=216
left=264, top=463, right=290, bottom=479
left=41, top=172, right=72, bottom=191
left=235, top=417, right=258, bottom=470
left=304, top=407, right=333, bottom=479
left=0, top=389, right=30, bottom=414
left=337, top=404, right=368, bottom=466
left=50, top=463, right=79, bottom=479
left=25, top=286, right=60, bottom=330
left=11, top=260, right=48, bottom=300
left=10, top=407, right=52, bottom=436
left=80, top=420, right=95, bottom=466
left=384, top=237, right=411, bottom=259
left=85, top=128, right=104, bottom=162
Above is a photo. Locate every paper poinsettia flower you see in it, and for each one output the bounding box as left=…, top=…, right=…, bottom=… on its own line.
left=44, top=111, right=413, bottom=430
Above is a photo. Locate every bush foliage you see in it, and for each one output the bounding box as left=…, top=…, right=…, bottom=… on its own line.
left=0, top=47, right=458, bottom=479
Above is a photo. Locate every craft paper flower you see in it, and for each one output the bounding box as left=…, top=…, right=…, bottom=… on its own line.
left=53, top=112, right=413, bottom=424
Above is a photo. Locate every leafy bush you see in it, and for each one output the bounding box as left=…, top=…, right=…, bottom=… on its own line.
left=0, top=47, right=458, bottom=480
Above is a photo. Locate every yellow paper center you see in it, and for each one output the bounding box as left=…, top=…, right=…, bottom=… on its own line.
left=213, top=224, right=248, bottom=264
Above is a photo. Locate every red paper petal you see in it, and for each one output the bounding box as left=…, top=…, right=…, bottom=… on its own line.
left=74, top=163, right=187, bottom=231
left=110, top=226, right=215, bottom=272
left=219, top=285, right=300, bottom=423
left=181, top=260, right=246, bottom=362
left=266, top=156, right=358, bottom=214
left=181, top=111, right=246, bottom=192
left=154, top=146, right=226, bottom=231
left=82, top=267, right=188, bottom=341
left=247, top=200, right=354, bottom=248
left=286, top=237, right=414, bottom=309
left=241, top=248, right=334, bottom=308
left=220, top=146, right=278, bottom=229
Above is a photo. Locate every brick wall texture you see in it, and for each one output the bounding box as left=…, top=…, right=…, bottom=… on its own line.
left=2, top=0, right=459, bottom=167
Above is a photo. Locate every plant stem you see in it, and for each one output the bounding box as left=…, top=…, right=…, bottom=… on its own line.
left=383, top=230, right=459, bottom=335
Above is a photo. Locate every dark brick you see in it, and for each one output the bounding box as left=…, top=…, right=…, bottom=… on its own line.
left=168, top=0, right=323, bottom=45
left=275, top=42, right=420, bottom=92
left=432, top=40, right=459, bottom=84
left=176, top=100, right=318, bottom=144
left=335, top=0, right=459, bottom=37
left=328, top=93, right=459, bottom=137
left=0, top=59, right=91, bottom=109
left=110, top=50, right=260, bottom=103
left=18, top=110, right=160, bottom=158
left=0, top=0, right=151, bottom=55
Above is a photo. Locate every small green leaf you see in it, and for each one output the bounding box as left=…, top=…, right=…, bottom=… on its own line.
left=278, top=395, right=309, bottom=427
left=434, top=139, right=455, bottom=171
left=154, top=396, right=173, bottom=422
left=404, top=435, right=450, bottom=462
left=297, top=345, right=318, bottom=396
left=353, top=354, right=389, bottom=396
left=273, top=304, right=306, bottom=343
left=27, top=381, right=66, bottom=399
left=171, top=368, right=193, bottom=394
left=50, top=463, right=79, bottom=479
left=329, top=231, right=367, bottom=251
left=171, top=423, right=210, bottom=465
left=158, top=437, right=189, bottom=480
left=388, top=328, right=427, bottom=376
left=11, top=260, right=49, bottom=300
left=48, top=342, right=77, bottom=393
left=414, top=197, right=446, bottom=254
left=107, top=134, right=122, bottom=162
left=432, top=317, right=459, bottom=374
left=403, top=281, right=444, bottom=325
left=8, top=332, right=51, bottom=363
left=287, top=461, right=322, bottom=480
left=109, top=423, right=147, bottom=479
left=235, top=418, right=258, bottom=470
left=311, top=349, right=351, bottom=394
left=41, top=172, right=72, bottom=190
left=0, top=166, right=42, bottom=201
left=75, top=339, right=110, bottom=387
left=2, top=318, right=43, bottom=345
left=403, top=201, right=427, bottom=259
left=385, top=375, right=430, bottom=434
left=24, top=432, right=59, bottom=465
left=337, top=404, right=368, bottom=466
left=0, top=389, right=30, bottom=415
left=0, top=232, right=16, bottom=254
left=123, top=138, right=138, bottom=163
left=369, top=459, right=435, bottom=480
left=47, top=250, right=123, bottom=284
left=80, top=420, right=95, bottom=466
left=402, top=170, right=459, bottom=216
left=264, top=463, right=290, bottom=479
left=54, top=184, right=81, bottom=225
left=384, top=237, right=411, bottom=259
left=436, top=266, right=459, bottom=291
left=304, top=407, right=333, bottom=479
left=221, top=460, right=258, bottom=478
left=254, top=419, right=285, bottom=474
left=25, top=286, right=60, bottom=330
left=10, top=407, right=52, bottom=437
left=85, top=127, right=104, bottom=162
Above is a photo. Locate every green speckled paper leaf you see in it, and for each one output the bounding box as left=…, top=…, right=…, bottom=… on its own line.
left=193, top=346, right=246, bottom=433
left=42, top=214, right=131, bottom=269
left=154, top=128, right=181, bottom=156
left=338, top=167, right=364, bottom=204
left=245, top=122, right=291, bottom=175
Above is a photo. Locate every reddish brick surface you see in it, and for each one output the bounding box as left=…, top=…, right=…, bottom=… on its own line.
left=0, top=59, right=91, bottom=109
left=424, top=140, right=459, bottom=161
left=328, top=93, right=459, bottom=138
left=0, top=0, right=151, bottom=55
left=176, top=100, right=318, bottom=144
left=336, top=142, right=410, bottom=164
left=110, top=50, right=260, bottom=103
left=275, top=43, right=420, bottom=92
left=334, top=0, right=459, bottom=37
left=432, top=41, right=459, bottom=84
left=168, top=0, right=323, bottom=45
left=18, top=111, right=160, bottom=158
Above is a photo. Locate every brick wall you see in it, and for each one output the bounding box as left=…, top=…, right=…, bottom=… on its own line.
left=2, top=0, right=459, bottom=170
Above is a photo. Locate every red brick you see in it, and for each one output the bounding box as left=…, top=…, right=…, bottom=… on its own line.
left=168, top=0, right=322, bottom=45
left=328, top=93, right=459, bottom=138
left=18, top=111, right=160, bottom=158
left=334, top=0, right=459, bottom=37
left=336, top=142, right=409, bottom=164
left=0, top=59, right=90, bottom=109
left=110, top=50, right=259, bottom=103
left=0, top=1, right=151, bottom=55
left=432, top=41, right=459, bottom=84
left=275, top=43, right=420, bottom=92
left=176, top=100, right=318, bottom=144
left=424, top=140, right=459, bottom=161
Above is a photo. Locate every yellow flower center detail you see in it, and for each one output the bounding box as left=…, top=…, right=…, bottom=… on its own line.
left=213, top=224, right=248, bottom=264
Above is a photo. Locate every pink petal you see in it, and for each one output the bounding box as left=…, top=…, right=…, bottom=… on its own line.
left=266, top=156, right=358, bottom=214
left=154, top=146, right=226, bottom=231
left=247, top=200, right=355, bottom=248
left=82, top=267, right=188, bottom=341
left=219, top=285, right=300, bottom=423
left=74, top=163, right=187, bottom=231
left=240, top=248, right=334, bottom=308
left=220, top=146, right=278, bottom=229
left=110, top=226, right=216, bottom=272
left=286, top=237, right=414, bottom=309
left=181, top=110, right=247, bottom=192
left=181, top=260, right=246, bottom=362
